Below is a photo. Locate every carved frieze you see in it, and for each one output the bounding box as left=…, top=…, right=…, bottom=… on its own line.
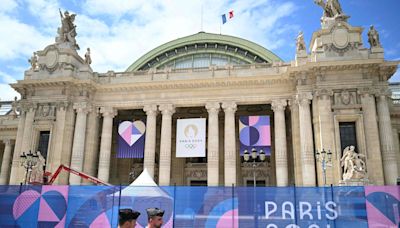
left=333, top=89, right=359, bottom=108
left=35, top=103, right=56, bottom=120
left=185, top=163, right=207, bottom=179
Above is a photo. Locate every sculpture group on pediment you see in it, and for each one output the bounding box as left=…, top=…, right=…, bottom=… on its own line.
left=314, top=0, right=344, bottom=18
left=340, top=146, right=367, bottom=181
left=57, top=9, right=80, bottom=50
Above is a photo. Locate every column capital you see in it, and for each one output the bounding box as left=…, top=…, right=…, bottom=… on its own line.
left=205, top=102, right=220, bottom=115
left=73, top=102, right=91, bottom=114
left=296, top=92, right=313, bottom=106
left=222, top=101, right=237, bottom=113
left=159, top=104, right=175, bottom=116
left=271, top=99, right=287, bottom=112
left=20, top=102, right=37, bottom=113
left=100, top=106, right=117, bottom=118
left=56, top=102, right=70, bottom=111
left=2, top=139, right=13, bottom=146
left=358, top=87, right=378, bottom=98
left=143, top=104, right=158, bottom=116
left=376, top=90, right=391, bottom=100
left=314, top=89, right=333, bottom=100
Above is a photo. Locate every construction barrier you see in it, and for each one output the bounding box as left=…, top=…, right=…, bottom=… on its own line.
left=0, top=185, right=398, bottom=227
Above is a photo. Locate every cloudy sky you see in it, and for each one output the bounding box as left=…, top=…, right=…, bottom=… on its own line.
left=0, top=0, right=399, bottom=100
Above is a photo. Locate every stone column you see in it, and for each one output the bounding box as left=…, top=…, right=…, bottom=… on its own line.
left=143, top=105, right=158, bottom=178
left=360, top=92, right=384, bottom=184
left=69, top=103, right=90, bottom=185
left=206, top=102, right=220, bottom=186
left=316, top=91, right=336, bottom=185
left=289, top=100, right=302, bottom=186
left=9, top=111, right=26, bottom=184
left=392, top=128, right=400, bottom=177
left=83, top=109, right=100, bottom=184
left=158, top=104, right=175, bottom=186
left=97, top=107, right=117, bottom=183
left=377, top=94, right=398, bottom=185
left=49, top=103, right=68, bottom=175
left=0, top=139, right=14, bottom=184
left=222, top=102, right=237, bottom=186
left=272, top=99, right=288, bottom=187
left=20, top=105, right=36, bottom=153
left=297, top=93, right=316, bottom=186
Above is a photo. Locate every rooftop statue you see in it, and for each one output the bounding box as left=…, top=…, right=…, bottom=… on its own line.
left=368, top=25, right=382, bottom=48
left=57, top=9, right=80, bottom=50
left=314, top=0, right=344, bottom=18
left=296, top=31, right=306, bottom=52
left=28, top=52, right=39, bottom=71
left=85, top=48, right=92, bottom=65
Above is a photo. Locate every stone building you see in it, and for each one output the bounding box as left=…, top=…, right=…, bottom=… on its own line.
left=0, top=5, right=399, bottom=187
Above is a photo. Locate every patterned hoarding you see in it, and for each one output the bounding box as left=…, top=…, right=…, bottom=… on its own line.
left=0, top=185, right=399, bottom=227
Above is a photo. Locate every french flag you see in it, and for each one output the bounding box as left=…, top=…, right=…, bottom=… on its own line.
left=222, top=10, right=234, bottom=24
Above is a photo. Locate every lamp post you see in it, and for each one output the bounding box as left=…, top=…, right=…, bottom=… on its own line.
left=315, top=148, right=332, bottom=186
left=243, top=148, right=266, bottom=227
left=20, top=150, right=39, bottom=185
left=243, top=148, right=266, bottom=187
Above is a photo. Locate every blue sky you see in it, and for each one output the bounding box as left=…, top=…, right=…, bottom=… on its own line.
left=0, top=0, right=399, bottom=100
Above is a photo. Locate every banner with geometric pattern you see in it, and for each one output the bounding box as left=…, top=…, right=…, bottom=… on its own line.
left=117, top=120, right=146, bottom=158
left=239, top=115, right=271, bottom=155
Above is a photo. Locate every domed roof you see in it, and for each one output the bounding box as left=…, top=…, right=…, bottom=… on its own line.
left=126, top=32, right=282, bottom=72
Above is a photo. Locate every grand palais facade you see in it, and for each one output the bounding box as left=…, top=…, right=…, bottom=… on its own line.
left=0, top=4, right=399, bottom=188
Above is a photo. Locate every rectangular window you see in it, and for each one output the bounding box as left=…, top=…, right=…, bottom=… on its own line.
left=246, top=180, right=266, bottom=187
left=190, top=180, right=207, bottom=186
left=37, top=131, right=50, bottom=159
left=339, top=122, right=358, bottom=153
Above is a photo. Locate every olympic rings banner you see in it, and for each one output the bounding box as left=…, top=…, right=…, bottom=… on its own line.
left=0, top=185, right=398, bottom=227
left=176, top=118, right=206, bottom=157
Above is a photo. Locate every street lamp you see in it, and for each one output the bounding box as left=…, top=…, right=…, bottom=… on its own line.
left=315, top=149, right=332, bottom=186
left=243, top=148, right=266, bottom=187
left=20, top=150, right=39, bottom=185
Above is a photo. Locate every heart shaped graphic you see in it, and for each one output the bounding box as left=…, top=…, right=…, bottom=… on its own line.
left=118, top=121, right=146, bottom=146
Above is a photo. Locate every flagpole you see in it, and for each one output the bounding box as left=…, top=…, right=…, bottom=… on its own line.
left=201, top=3, right=203, bottom=31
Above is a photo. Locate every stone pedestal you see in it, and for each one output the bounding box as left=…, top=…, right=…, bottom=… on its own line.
left=339, top=178, right=371, bottom=186
left=310, top=19, right=369, bottom=61
left=369, top=47, right=384, bottom=59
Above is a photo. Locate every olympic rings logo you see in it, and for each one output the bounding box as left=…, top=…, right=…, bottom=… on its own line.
left=185, top=144, right=197, bottom=149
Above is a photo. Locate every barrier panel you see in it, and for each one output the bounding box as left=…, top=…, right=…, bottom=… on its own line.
left=0, top=185, right=398, bottom=227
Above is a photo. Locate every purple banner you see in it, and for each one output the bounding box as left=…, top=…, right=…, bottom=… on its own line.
left=117, top=120, right=146, bottom=158
left=239, top=116, right=271, bottom=155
